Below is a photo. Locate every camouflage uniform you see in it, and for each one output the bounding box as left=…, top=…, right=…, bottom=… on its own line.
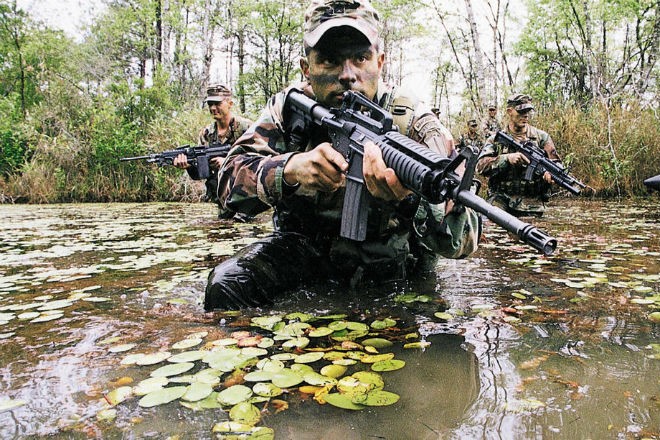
left=457, top=119, right=484, bottom=152
left=189, top=115, right=252, bottom=207
left=477, top=124, right=560, bottom=217
left=481, top=111, right=502, bottom=138
left=204, top=81, right=481, bottom=309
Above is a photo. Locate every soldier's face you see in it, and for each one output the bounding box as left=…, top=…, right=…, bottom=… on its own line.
left=208, top=99, right=232, bottom=121
left=301, top=28, right=384, bottom=108
left=508, top=108, right=531, bottom=131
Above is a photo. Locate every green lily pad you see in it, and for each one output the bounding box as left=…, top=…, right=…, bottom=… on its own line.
left=302, top=371, right=337, bottom=386
left=649, top=312, right=660, bottom=323
left=320, top=364, right=347, bottom=378
left=352, top=390, right=400, bottom=406
left=30, top=313, right=64, bottom=323
left=308, top=327, right=333, bottom=337
left=133, top=377, right=169, bottom=396
left=370, top=318, right=397, bottom=329
left=371, top=359, right=406, bottom=372
left=180, top=392, right=222, bottom=410
left=294, top=352, right=324, bottom=364
left=217, top=385, right=253, bottom=406
left=229, top=401, right=262, bottom=426
left=243, top=371, right=275, bottom=382
left=323, top=393, right=365, bottom=410
left=150, top=362, right=195, bottom=377
left=252, top=382, right=283, bottom=397
left=138, top=386, right=187, bottom=407
left=434, top=312, right=453, bottom=321
left=361, top=338, right=393, bottom=348
left=168, top=350, right=206, bottom=363
left=136, top=351, right=172, bottom=366
left=181, top=382, right=213, bottom=402
left=108, top=343, right=136, bottom=353
left=271, top=369, right=304, bottom=388
left=361, top=353, right=394, bottom=364
left=172, top=338, right=203, bottom=349
left=282, top=337, right=309, bottom=350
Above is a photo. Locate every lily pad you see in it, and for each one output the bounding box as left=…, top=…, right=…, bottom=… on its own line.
left=138, top=386, right=187, bottom=407
left=252, top=382, right=283, bottom=397
left=133, top=377, right=169, bottom=396
left=271, top=369, right=304, bottom=388
left=217, top=385, right=253, bottom=406
left=361, top=338, right=394, bottom=348
left=229, top=401, right=261, bottom=426
left=105, top=386, right=133, bottom=406
left=371, top=359, right=406, bottom=372
left=352, top=390, right=400, bottom=406
left=136, top=351, right=172, bottom=366
left=323, top=393, right=365, bottom=410
left=168, top=350, right=206, bottom=363
left=150, top=362, right=195, bottom=378
left=172, top=338, right=203, bottom=349
left=181, top=382, right=213, bottom=402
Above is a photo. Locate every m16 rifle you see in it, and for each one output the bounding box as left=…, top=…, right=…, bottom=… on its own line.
left=284, top=89, right=557, bottom=256
left=644, top=174, right=660, bottom=191
left=120, top=143, right=232, bottom=180
left=493, top=131, right=586, bottom=195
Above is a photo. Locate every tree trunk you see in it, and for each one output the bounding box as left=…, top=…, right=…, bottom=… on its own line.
left=464, top=0, right=486, bottom=110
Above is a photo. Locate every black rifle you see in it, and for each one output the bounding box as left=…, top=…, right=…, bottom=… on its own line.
left=493, top=131, right=586, bottom=195
left=120, top=143, right=232, bottom=180
left=284, top=89, right=557, bottom=256
left=644, top=174, right=660, bottom=191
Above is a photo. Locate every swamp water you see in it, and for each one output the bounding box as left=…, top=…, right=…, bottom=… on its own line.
left=0, top=199, right=658, bottom=439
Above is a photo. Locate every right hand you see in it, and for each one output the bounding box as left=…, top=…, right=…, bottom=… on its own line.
left=173, top=153, right=190, bottom=169
left=507, top=152, right=530, bottom=166
left=283, top=143, right=348, bottom=193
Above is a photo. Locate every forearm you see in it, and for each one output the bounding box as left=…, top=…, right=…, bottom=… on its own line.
left=413, top=201, right=481, bottom=259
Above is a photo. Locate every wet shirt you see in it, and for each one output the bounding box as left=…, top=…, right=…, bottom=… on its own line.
left=217, top=81, right=480, bottom=272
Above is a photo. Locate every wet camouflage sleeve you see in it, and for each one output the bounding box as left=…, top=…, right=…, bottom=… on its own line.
left=218, top=86, right=480, bottom=259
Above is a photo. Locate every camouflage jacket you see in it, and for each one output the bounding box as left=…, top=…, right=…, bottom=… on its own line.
left=481, top=115, right=502, bottom=138
left=186, top=115, right=253, bottom=181
left=457, top=131, right=484, bottom=152
left=217, top=81, right=480, bottom=271
left=476, top=124, right=560, bottom=201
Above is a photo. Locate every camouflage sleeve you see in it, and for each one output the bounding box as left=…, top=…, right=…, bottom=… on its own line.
left=476, top=136, right=509, bottom=177
left=407, top=108, right=480, bottom=259
left=216, top=91, right=296, bottom=216
left=537, top=129, right=561, bottom=161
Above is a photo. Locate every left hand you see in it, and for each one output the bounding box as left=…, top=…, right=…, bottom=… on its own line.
left=363, top=141, right=412, bottom=202
left=543, top=171, right=554, bottom=184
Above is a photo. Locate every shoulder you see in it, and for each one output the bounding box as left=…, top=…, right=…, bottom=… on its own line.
left=233, top=115, right=253, bottom=132
left=265, top=81, right=310, bottom=131
left=528, top=125, right=551, bottom=142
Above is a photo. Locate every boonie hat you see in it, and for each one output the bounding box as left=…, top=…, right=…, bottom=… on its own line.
left=506, top=93, right=534, bottom=112
left=205, top=84, right=232, bottom=103
left=303, top=0, right=380, bottom=48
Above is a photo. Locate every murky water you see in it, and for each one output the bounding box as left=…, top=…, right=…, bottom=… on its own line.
left=0, top=199, right=658, bottom=439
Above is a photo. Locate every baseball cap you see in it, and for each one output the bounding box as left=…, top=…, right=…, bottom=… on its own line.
left=205, top=84, right=232, bottom=103
left=506, top=93, right=534, bottom=112
left=303, top=0, right=380, bottom=48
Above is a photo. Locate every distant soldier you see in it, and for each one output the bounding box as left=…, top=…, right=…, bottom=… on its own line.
left=481, top=104, right=502, bottom=138
left=456, top=118, right=484, bottom=152
left=173, top=84, right=253, bottom=219
left=477, top=93, right=562, bottom=217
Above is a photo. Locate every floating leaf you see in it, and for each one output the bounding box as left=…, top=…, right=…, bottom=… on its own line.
left=308, top=327, right=333, bottom=337
left=138, top=386, right=187, bottom=407
left=217, top=385, right=253, bottom=406
left=229, top=401, right=261, bottom=426
left=105, top=386, right=133, bottom=406
left=96, top=408, right=117, bottom=421
left=30, top=313, right=64, bottom=323
left=133, top=377, right=169, bottom=396
left=352, top=390, right=400, bottom=406
left=323, top=393, right=365, bottom=410
left=181, top=382, right=213, bottom=402
left=433, top=312, right=453, bottom=321
left=649, top=312, right=660, bottom=323
left=271, top=369, right=304, bottom=388
left=253, top=382, right=283, bottom=397
left=150, top=362, right=195, bottom=378
left=320, top=364, right=346, bottom=378
left=180, top=392, right=222, bottom=410
left=294, top=352, right=324, bottom=364
left=168, top=350, right=206, bottom=363
left=361, top=353, right=394, bottom=364
left=172, top=338, right=203, bottom=349
left=302, top=371, right=337, bottom=386
left=370, top=318, right=397, bottom=329
left=371, top=359, right=406, bottom=372
left=361, top=338, right=393, bottom=349
left=136, top=351, right=172, bottom=366
left=109, top=343, right=136, bottom=353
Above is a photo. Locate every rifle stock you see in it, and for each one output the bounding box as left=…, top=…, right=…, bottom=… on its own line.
left=284, top=89, right=557, bottom=256
left=120, top=143, right=232, bottom=179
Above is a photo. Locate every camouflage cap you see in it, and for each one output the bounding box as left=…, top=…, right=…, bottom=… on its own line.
left=506, top=93, right=534, bottom=112
left=205, top=84, right=232, bottom=103
left=467, top=118, right=478, bottom=126
left=487, top=104, right=497, bottom=110
left=303, top=0, right=380, bottom=48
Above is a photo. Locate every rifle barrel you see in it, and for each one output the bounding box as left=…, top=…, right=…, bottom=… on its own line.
left=120, top=155, right=151, bottom=161
left=644, top=174, right=660, bottom=191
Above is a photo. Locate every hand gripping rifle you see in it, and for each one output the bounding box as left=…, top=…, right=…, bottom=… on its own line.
left=284, top=89, right=557, bottom=256
left=493, top=131, right=586, bottom=195
left=120, top=143, right=232, bottom=180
